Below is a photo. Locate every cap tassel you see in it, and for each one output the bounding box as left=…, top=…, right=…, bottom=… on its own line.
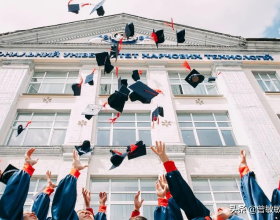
left=109, top=112, right=120, bottom=124
left=81, top=3, right=92, bottom=7
left=182, top=61, right=191, bottom=71
left=152, top=115, right=157, bottom=129
left=164, top=18, right=174, bottom=30
left=157, top=117, right=159, bottom=125
left=112, top=150, right=123, bottom=156
left=130, top=144, right=138, bottom=153
left=218, top=71, right=221, bottom=76
left=150, top=32, right=158, bottom=43
left=138, top=70, right=143, bottom=76
left=154, top=89, right=164, bottom=95
left=25, top=121, right=32, bottom=128
left=78, top=77, right=83, bottom=87
left=118, top=38, right=123, bottom=53
left=116, top=67, right=119, bottom=78
left=91, top=68, right=96, bottom=74
left=68, top=0, right=73, bottom=5
left=103, top=102, right=108, bottom=112
left=144, top=89, right=158, bottom=96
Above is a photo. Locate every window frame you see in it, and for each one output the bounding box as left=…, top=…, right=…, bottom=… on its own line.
left=6, top=112, right=70, bottom=146
left=26, top=71, right=79, bottom=94
left=254, top=72, right=280, bottom=92
left=90, top=178, right=157, bottom=220
left=178, top=113, right=236, bottom=146
left=96, top=113, right=152, bottom=146
left=169, top=72, right=218, bottom=95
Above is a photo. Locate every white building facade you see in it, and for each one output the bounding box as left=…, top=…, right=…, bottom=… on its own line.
left=0, top=13, right=280, bottom=220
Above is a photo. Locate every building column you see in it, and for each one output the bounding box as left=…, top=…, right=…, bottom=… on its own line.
left=0, top=59, right=34, bottom=144
left=213, top=62, right=280, bottom=195
left=148, top=66, right=182, bottom=145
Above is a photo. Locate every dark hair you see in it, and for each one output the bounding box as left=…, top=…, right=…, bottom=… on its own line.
left=129, top=216, right=148, bottom=220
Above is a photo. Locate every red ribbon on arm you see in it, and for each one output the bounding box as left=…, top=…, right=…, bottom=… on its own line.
left=109, top=112, right=120, bottom=124
left=138, top=70, right=143, bottom=76
left=150, top=32, right=158, bottom=43
left=78, top=77, right=83, bottom=87
left=92, top=68, right=96, bottom=74
left=118, top=38, right=123, bottom=53
left=182, top=61, right=191, bottom=71
left=81, top=3, right=92, bottom=7
left=116, top=67, right=119, bottom=78
left=25, top=121, right=32, bottom=128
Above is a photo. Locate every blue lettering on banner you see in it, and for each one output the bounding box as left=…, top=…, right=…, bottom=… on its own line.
left=125, top=53, right=132, bottom=59
left=179, top=54, right=185, bottom=59
left=159, top=54, right=164, bottom=59
left=151, top=54, right=158, bottom=59
left=172, top=54, right=179, bottom=59
left=132, top=53, right=139, bottom=58
left=142, top=54, right=150, bottom=59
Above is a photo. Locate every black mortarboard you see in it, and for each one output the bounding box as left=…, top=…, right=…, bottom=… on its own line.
left=110, top=44, right=119, bottom=61
left=95, top=52, right=109, bottom=66
left=75, top=140, right=93, bottom=156
left=68, top=4, right=80, bottom=14
left=208, top=77, right=216, bottom=82
left=85, top=74, right=94, bottom=85
left=127, top=141, right=147, bottom=160
left=152, top=107, right=164, bottom=122
left=125, top=23, right=134, bottom=39
left=132, top=70, right=140, bottom=82
left=109, top=150, right=128, bottom=170
left=90, top=0, right=105, bottom=16
left=108, top=85, right=129, bottom=113
left=17, top=125, right=24, bottom=137
left=176, top=29, right=185, bottom=44
left=118, top=77, right=128, bottom=90
left=185, top=69, right=205, bottom=88
left=129, top=81, right=159, bottom=103
left=72, top=83, right=81, bottom=96
left=0, top=164, right=19, bottom=185
left=82, top=104, right=103, bottom=120
left=105, top=57, right=114, bottom=74
left=152, top=29, right=165, bottom=48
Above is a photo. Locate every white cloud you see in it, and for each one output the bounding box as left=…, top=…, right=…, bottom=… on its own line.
left=0, top=0, right=279, bottom=37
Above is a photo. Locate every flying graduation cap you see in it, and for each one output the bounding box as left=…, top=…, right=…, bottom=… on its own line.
left=95, top=52, right=114, bottom=74
left=75, top=140, right=93, bottom=156
left=125, top=23, right=135, bottom=39
left=108, top=85, right=130, bottom=113
left=17, top=121, right=32, bottom=137
left=109, top=150, right=128, bottom=170
left=127, top=141, right=147, bottom=160
left=110, top=44, right=119, bottom=62
left=183, top=61, right=205, bottom=88
left=90, top=0, right=106, bottom=16
left=68, top=0, right=94, bottom=14
left=176, top=29, right=185, bottom=44
left=82, top=104, right=103, bottom=120
left=0, top=164, right=19, bottom=185
left=152, top=107, right=164, bottom=127
left=84, top=68, right=96, bottom=86
left=118, top=77, right=128, bottom=90
left=208, top=77, right=217, bottom=82
left=151, top=29, right=165, bottom=48
left=129, top=81, right=159, bottom=104
left=132, top=70, right=142, bottom=82
left=72, top=77, right=83, bottom=96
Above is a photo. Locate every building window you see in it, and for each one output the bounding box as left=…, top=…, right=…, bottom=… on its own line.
left=192, top=178, right=248, bottom=219
left=27, top=71, right=79, bottom=94
left=99, top=71, right=147, bottom=95
left=90, top=179, right=157, bottom=220
left=254, top=72, right=280, bottom=92
left=0, top=177, right=57, bottom=216
left=178, top=113, right=236, bottom=146
left=97, top=113, right=152, bottom=146
left=169, top=72, right=218, bottom=95
left=7, top=112, right=70, bottom=146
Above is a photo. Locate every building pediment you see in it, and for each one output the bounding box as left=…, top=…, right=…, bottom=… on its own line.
left=0, top=13, right=245, bottom=47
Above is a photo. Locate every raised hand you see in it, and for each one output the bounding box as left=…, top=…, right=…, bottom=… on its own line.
left=156, top=181, right=168, bottom=198
left=134, top=191, right=144, bottom=211
left=46, top=170, right=57, bottom=189
left=82, top=188, right=91, bottom=208
left=72, top=150, right=88, bottom=171
left=150, top=141, right=169, bottom=163
left=25, top=148, right=39, bottom=166
left=99, top=192, right=107, bottom=206
left=159, top=174, right=169, bottom=193
left=239, top=150, right=247, bottom=168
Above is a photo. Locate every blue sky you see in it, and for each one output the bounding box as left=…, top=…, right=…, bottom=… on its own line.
left=0, top=0, right=279, bottom=38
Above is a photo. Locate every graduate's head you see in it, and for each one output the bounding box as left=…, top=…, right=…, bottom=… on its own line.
left=23, top=211, right=38, bottom=220
left=130, top=216, right=148, bottom=220
left=77, top=209, right=94, bottom=220
left=214, top=207, right=237, bottom=220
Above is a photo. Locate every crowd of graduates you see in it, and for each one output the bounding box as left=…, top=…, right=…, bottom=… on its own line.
left=0, top=141, right=280, bottom=220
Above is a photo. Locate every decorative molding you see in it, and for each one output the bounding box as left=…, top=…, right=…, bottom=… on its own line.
left=1, top=59, right=34, bottom=70
left=43, top=97, right=52, bottom=103
left=195, top=98, right=204, bottom=105
left=78, top=120, right=87, bottom=126
left=162, top=120, right=171, bottom=127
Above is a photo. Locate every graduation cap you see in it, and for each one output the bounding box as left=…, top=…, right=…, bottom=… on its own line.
left=82, top=104, right=103, bottom=120
left=105, top=57, right=114, bottom=74
left=151, top=29, right=165, bottom=48
left=16, top=121, right=31, bottom=137
left=90, top=0, right=105, bottom=16
left=208, top=77, right=216, bottom=82
left=185, top=69, right=205, bottom=88
left=132, top=70, right=141, bottom=82
left=68, top=4, right=80, bottom=14
left=176, top=29, right=185, bottom=44
left=125, top=23, right=135, bottom=39
left=118, top=77, right=128, bottom=90
left=72, top=83, right=81, bottom=96
left=127, top=141, right=147, bottom=160
left=108, top=85, right=130, bottom=113
left=0, top=164, right=19, bottom=185
left=95, top=52, right=109, bottom=66
left=110, top=44, right=119, bottom=61
left=75, top=140, right=93, bottom=156
left=129, top=81, right=159, bottom=104
left=152, top=107, right=164, bottom=128
left=109, top=150, right=128, bottom=170
left=85, top=74, right=94, bottom=85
